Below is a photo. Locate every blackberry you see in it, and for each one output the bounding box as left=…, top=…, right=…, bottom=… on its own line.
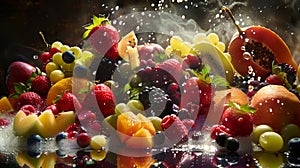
left=94, top=56, right=119, bottom=83
left=278, top=63, right=296, bottom=85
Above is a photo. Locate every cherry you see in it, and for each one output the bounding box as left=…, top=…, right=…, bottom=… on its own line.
left=76, top=132, right=91, bottom=148
left=40, top=52, right=51, bottom=63
left=49, top=47, right=61, bottom=56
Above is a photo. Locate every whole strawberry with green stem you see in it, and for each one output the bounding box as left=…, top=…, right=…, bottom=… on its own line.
left=83, top=84, right=116, bottom=118
left=83, top=15, right=119, bottom=60
left=56, top=91, right=82, bottom=112
left=181, top=64, right=228, bottom=117
left=220, top=101, right=256, bottom=137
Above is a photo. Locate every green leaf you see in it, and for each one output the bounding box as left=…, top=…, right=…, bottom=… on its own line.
left=83, top=23, right=95, bottom=30
left=93, top=15, right=101, bottom=26
left=9, top=93, right=19, bottom=99
left=227, top=101, right=256, bottom=114
left=14, top=82, right=27, bottom=94
left=212, top=75, right=229, bottom=88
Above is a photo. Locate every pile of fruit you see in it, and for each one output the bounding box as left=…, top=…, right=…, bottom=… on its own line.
left=1, top=6, right=300, bottom=167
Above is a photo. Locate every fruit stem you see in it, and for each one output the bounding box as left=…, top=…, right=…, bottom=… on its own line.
left=39, top=31, right=50, bottom=48
left=221, top=6, right=243, bottom=35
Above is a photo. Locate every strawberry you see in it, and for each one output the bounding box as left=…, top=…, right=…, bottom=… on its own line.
left=17, top=92, right=45, bottom=112
left=83, top=15, right=119, bottom=60
left=56, top=91, right=82, bottom=112
left=181, top=64, right=228, bottom=117
left=31, top=75, right=51, bottom=97
left=220, top=101, right=256, bottom=137
left=161, top=114, right=188, bottom=144
left=83, top=84, right=116, bottom=118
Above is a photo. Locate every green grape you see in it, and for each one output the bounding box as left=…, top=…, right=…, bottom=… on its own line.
left=192, top=33, right=207, bottom=44
left=280, top=123, right=300, bottom=142
left=45, top=62, right=59, bottom=75
left=207, top=33, right=219, bottom=45
left=52, top=53, right=64, bottom=66
left=69, top=46, right=82, bottom=59
left=90, top=135, right=107, bottom=150
left=148, top=116, right=162, bottom=131
left=127, top=100, right=144, bottom=114
left=254, top=151, right=283, bottom=168
left=251, top=124, right=274, bottom=144
left=216, top=42, right=226, bottom=52
left=80, top=51, right=94, bottom=66
left=170, top=36, right=183, bottom=50
left=49, top=69, right=65, bottom=83
left=61, top=62, right=75, bottom=72
left=165, top=46, right=173, bottom=56
left=90, top=149, right=106, bottom=161
left=259, top=131, right=283, bottom=152
left=103, top=114, right=118, bottom=129
left=180, top=42, right=192, bottom=56
left=115, top=103, right=131, bottom=115
left=51, top=41, right=63, bottom=49
left=60, top=45, right=70, bottom=52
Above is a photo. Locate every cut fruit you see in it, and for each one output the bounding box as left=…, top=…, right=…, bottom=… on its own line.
left=126, top=128, right=154, bottom=149
left=13, top=110, right=39, bottom=136
left=118, top=31, right=138, bottom=62
left=16, top=151, right=45, bottom=168
left=117, top=112, right=141, bottom=142
left=137, top=113, right=156, bottom=135
left=192, top=42, right=235, bottom=83
left=0, top=96, right=14, bottom=113
left=42, top=110, right=74, bottom=137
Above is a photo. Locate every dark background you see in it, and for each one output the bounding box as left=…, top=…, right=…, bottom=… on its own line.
left=1, top=0, right=300, bottom=96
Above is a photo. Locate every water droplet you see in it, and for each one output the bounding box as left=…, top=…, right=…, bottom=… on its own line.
left=33, top=55, right=39, bottom=60
left=243, top=52, right=251, bottom=60
left=269, top=108, right=273, bottom=113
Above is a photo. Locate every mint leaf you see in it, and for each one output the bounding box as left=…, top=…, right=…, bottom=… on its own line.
left=228, top=101, right=256, bottom=114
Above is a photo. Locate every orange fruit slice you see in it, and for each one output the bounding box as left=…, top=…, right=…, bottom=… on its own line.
left=0, top=96, right=14, bottom=113
left=46, top=77, right=90, bottom=105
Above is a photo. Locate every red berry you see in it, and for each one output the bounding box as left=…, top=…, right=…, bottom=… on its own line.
left=31, top=75, right=51, bottom=97
left=45, top=104, right=59, bottom=116
left=76, top=132, right=91, bottom=148
left=67, top=131, right=78, bottom=140
left=0, top=118, right=10, bottom=127
left=56, top=92, right=82, bottom=112
left=66, top=123, right=80, bottom=133
left=17, top=92, right=45, bottom=112
left=265, top=74, right=284, bottom=85
left=20, top=104, right=36, bottom=115
left=210, top=124, right=231, bottom=140
left=161, top=114, right=188, bottom=144
left=49, top=47, right=61, bottom=56
left=40, top=52, right=51, bottom=63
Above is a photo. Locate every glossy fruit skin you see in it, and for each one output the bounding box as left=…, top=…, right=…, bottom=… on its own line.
left=225, top=137, right=239, bottom=152
left=6, top=61, right=36, bottom=93
left=83, top=84, right=116, bottom=118
left=17, top=92, right=45, bottom=112
left=87, top=25, right=119, bottom=59
left=31, top=75, right=51, bottom=97
left=76, top=132, right=91, bottom=148
left=62, top=51, right=76, bottom=63
left=161, top=114, right=188, bottom=144
left=56, top=92, right=82, bottom=112
left=229, top=26, right=297, bottom=78
left=137, top=43, right=165, bottom=61
left=181, top=77, right=213, bottom=116
left=220, top=107, right=253, bottom=137
left=251, top=85, right=300, bottom=132
left=288, top=137, right=300, bottom=155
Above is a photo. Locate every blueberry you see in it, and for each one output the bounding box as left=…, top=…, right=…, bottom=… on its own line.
left=287, top=152, right=300, bottom=166
left=55, top=132, right=68, bottom=146
left=225, top=152, right=240, bottom=165
left=216, top=132, right=229, bottom=147
left=27, top=148, right=42, bottom=158
left=62, top=51, right=75, bottom=63
left=27, top=134, right=43, bottom=147
left=288, top=137, right=300, bottom=155
left=214, top=152, right=229, bottom=167
left=74, top=65, right=88, bottom=78
left=225, top=137, right=239, bottom=152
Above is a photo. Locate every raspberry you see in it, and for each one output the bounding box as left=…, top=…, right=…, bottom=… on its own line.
left=161, top=114, right=188, bottom=144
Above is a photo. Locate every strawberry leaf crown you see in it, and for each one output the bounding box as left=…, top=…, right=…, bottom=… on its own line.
left=82, top=15, right=110, bottom=39
left=227, top=101, right=256, bottom=114
left=10, top=67, right=43, bottom=98
left=191, top=64, right=229, bottom=88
